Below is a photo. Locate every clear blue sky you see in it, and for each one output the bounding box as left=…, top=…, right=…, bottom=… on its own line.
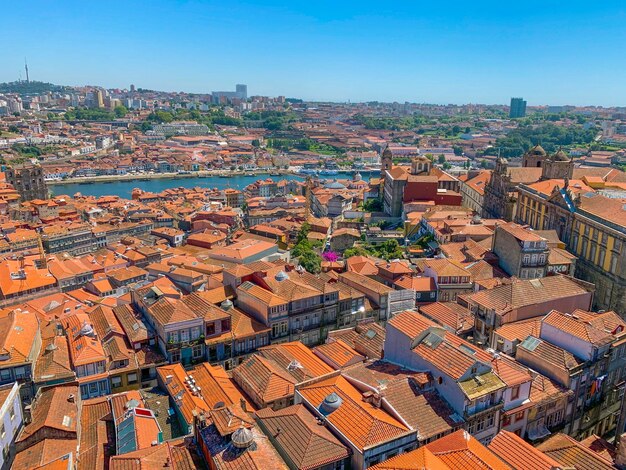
left=3, top=1, right=626, bottom=106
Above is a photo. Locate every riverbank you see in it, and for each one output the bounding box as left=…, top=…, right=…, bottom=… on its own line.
left=46, top=170, right=296, bottom=185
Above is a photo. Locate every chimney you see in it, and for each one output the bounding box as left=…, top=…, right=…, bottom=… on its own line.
left=616, top=433, right=626, bottom=469
left=240, top=398, right=247, bottom=412
left=67, top=394, right=75, bottom=403
left=372, top=392, right=383, bottom=408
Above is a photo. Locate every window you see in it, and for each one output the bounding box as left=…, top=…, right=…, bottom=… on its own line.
left=487, top=414, right=495, bottom=427
left=511, top=385, right=520, bottom=400
left=0, top=369, right=11, bottom=382
left=169, top=331, right=179, bottom=343
left=476, top=418, right=485, bottom=432
left=127, top=373, right=138, bottom=384
left=10, top=406, right=15, bottom=421
left=89, top=382, right=98, bottom=394
left=14, top=366, right=26, bottom=380
left=515, top=410, right=525, bottom=422
left=610, top=254, right=619, bottom=274
left=191, top=327, right=201, bottom=340
left=192, top=345, right=203, bottom=359
left=206, top=323, right=216, bottom=336
left=170, top=351, right=181, bottom=363
left=180, top=329, right=189, bottom=343
left=0, top=423, right=4, bottom=439
left=111, top=376, right=122, bottom=388
left=503, top=415, right=511, bottom=426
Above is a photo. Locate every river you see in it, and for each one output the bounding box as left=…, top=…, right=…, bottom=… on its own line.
left=49, top=171, right=377, bottom=199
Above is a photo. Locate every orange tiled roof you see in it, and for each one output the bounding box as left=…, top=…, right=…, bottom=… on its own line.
left=489, top=430, right=562, bottom=470
left=13, top=438, right=77, bottom=470
left=78, top=397, right=111, bottom=470
left=298, top=374, right=410, bottom=450
left=258, top=341, right=335, bottom=380
left=0, top=307, right=40, bottom=366
left=17, top=383, right=79, bottom=444
left=62, top=313, right=107, bottom=367
left=371, top=446, right=452, bottom=469
left=256, top=404, right=350, bottom=470
left=425, top=429, right=511, bottom=469
left=109, top=438, right=197, bottom=470
left=313, top=339, right=365, bottom=369
left=233, top=354, right=296, bottom=405
left=537, top=433, right=615, bottom=470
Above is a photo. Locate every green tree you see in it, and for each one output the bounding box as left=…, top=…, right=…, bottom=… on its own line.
left=362, top=199, right=383, bottom=212
left=343, top=246, right=370, bottom=258
left=296, top=222, right=311, bottom=245
left=374, top=240, right=404, bottom=260
left=299, top=251, right=322, bottom=274
left=292, top=239, right=312, bottom=258
left=438, top=154, right=446, bottom=164
left=114, top=105, right=128, bottom=118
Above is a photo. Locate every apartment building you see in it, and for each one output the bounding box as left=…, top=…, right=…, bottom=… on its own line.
left=385, top=311, right=522, bottom=446
left=515, top=309, right=626, bottom=440
left=492, top=222, right=549, bottom=279
left=0, top=307, right=41, bottom=402
left=516, top=177, right=626, bottom=313
left=0, top=382, right=23, bottom=470
left=463, top=275, right=594, bottom=346
left=62, top=314, right=109, bottom=399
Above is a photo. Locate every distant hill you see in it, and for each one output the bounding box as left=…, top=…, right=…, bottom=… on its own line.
left=0, top=80, right=71, bottom=95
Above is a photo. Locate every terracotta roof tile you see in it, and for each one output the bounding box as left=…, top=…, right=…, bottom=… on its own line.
left=256, top=404, right=350, bottom=470
left=425, top=429, right=511, bottom=469
left=298, top=375, right=410, bottom=450
left=537, top=433, right=615, bottom=470
left=17, top=384, right=79, bottom=444
left=13, top=439, right=77, bottom=469
left=233, top=355, right=296, bottom=406
left=313, top=339, right=366, bottom=369
left=259, top=341, right=335, bottom=380
left=372, top=446, right=452, bottom=469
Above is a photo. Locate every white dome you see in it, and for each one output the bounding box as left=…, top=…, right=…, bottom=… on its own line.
left=319, top=392, right=342, bottom=415
left=232, top=426, right=254, bottom=449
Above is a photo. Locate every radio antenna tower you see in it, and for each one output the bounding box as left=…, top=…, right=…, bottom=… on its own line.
left=25, top=58, right=30, bottom=83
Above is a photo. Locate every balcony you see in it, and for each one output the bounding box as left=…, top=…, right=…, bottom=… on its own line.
left=165, top=337, right=204, bottom=351
left=464, top=399, right=503, bottom=419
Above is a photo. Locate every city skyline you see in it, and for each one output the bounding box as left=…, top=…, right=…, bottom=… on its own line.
left=3, top=1, right=626, bottom=106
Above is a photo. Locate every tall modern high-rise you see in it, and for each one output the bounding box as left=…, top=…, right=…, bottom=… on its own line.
left=236, top=84, right=248, bottom=100
left=212, top=84, right=248, bottom=103
left=509, top=97, right=527, bottom=118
